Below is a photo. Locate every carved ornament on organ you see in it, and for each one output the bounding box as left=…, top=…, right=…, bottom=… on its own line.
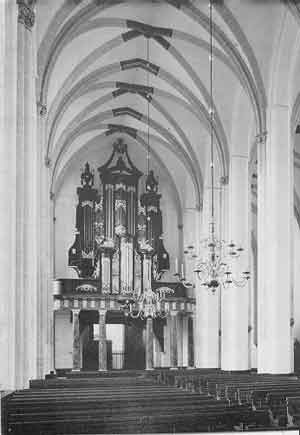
left=68, top=138, right=170, bottom=295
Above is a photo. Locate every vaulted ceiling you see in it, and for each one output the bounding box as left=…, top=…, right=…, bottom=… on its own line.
left=36, top=0, right=298, bottom=212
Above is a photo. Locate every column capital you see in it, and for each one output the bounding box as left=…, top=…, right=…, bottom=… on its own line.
left=37, top=102, right=47, bottom=117
left=98, top=309, right=107, bottom=318
left=255, top=131, right=267, bottom=146
left=17, top=0, right=36, bottom=30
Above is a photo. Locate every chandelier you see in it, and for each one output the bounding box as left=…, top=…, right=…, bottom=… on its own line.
left=119, top=286, right=174, bottom=320
left=189, top=0, right=250, bottom=293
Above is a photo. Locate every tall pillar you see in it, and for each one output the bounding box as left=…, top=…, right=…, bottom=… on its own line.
left=222, top=154, right=250, bottom=371
left=16, top=0, right=38, bottom=387
left=38, top=115, right=53, bottom=377
left=145, top=317, right=154, bottom=370
left=195, top=180, right=220, bottom=368
left=72, top=309, right=81, bottom=371
left=0, top=0, right=38, bottom=388
left=169, top=312, right=178, bottom=368
left=257, top=106, right=293, bottom=373
left=0, top=0, right=18, bottom=390
left=23, top=0, right=38, bottom=383
left=98, top=310, right=107, bottom=371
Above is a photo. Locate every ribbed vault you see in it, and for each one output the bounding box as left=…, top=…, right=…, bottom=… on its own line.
left=36, top=0, right=288, bottom=212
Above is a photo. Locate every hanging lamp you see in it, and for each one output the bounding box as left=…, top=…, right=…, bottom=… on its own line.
left=192, top=0, right=250, bottom=292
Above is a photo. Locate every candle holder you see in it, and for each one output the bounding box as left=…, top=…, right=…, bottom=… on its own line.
left=173, top=256, right=194, bottom=288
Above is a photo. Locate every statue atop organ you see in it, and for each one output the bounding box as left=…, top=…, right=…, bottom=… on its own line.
left=68, top=138, right=170, bottom=292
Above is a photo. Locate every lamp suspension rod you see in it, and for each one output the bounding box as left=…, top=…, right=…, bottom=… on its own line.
left=147, top=37, right=150, bottom=176
left=209, top=0, right=215, bottom=235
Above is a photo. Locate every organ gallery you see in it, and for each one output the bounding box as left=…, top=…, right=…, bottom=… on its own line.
left=53, top=138, right=194, bottom=371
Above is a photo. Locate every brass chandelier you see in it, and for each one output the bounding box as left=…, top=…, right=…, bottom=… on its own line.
left=119, top=286, right=174, bottom=320
left=189, top=0, right=250, bottom=292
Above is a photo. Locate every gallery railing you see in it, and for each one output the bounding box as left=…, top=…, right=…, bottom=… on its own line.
left=53, top=279, right=188, bottom=299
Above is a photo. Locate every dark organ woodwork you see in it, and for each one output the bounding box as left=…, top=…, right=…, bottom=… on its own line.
left=68, top=162, right=98, bottom=278
left=68, top=138, right=170, bottom=294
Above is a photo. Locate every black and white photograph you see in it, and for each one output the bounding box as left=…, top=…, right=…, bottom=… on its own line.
left=1, top=0, right=300, bottom=434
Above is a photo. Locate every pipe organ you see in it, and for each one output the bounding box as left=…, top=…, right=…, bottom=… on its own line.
left=68, top=138, right=170, bottom=295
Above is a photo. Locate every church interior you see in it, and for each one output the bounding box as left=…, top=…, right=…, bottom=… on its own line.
left=2, top=0, right=300, bottom=433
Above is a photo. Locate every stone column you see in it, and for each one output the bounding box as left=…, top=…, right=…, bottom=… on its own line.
left=39, top=120, right=53, bottom=378
left=162, top=321, right=170, bottom=367
left=0, top=0, right=18, bottom=390
left=169, top=312, right=178, bottom=368
left=257, top=107, right=293, bottom=373
left=182, top=315, right=189, bottom=367
left=176, top=314, right=183, bottom=367
left=15, top=0, right=38, bottom=388
left=190, top=314, right=195, bottom=368
left=145, top=317, right=154, bottom=370
left=72, top=309, right=81, bottom=371
left=183, top=208, right=200, bottom=287
left=195, top=285, right=219, bottom=368
left=98, top=310, right=107, bottom=371
left=195, top=178, right=219, bottom=368
left=221, top=154, right=250, bottom=371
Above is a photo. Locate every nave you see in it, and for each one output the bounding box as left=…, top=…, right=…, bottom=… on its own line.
left=3, top=1, right=300, bottom=434
left=3, top=369, right=300, bottom=434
